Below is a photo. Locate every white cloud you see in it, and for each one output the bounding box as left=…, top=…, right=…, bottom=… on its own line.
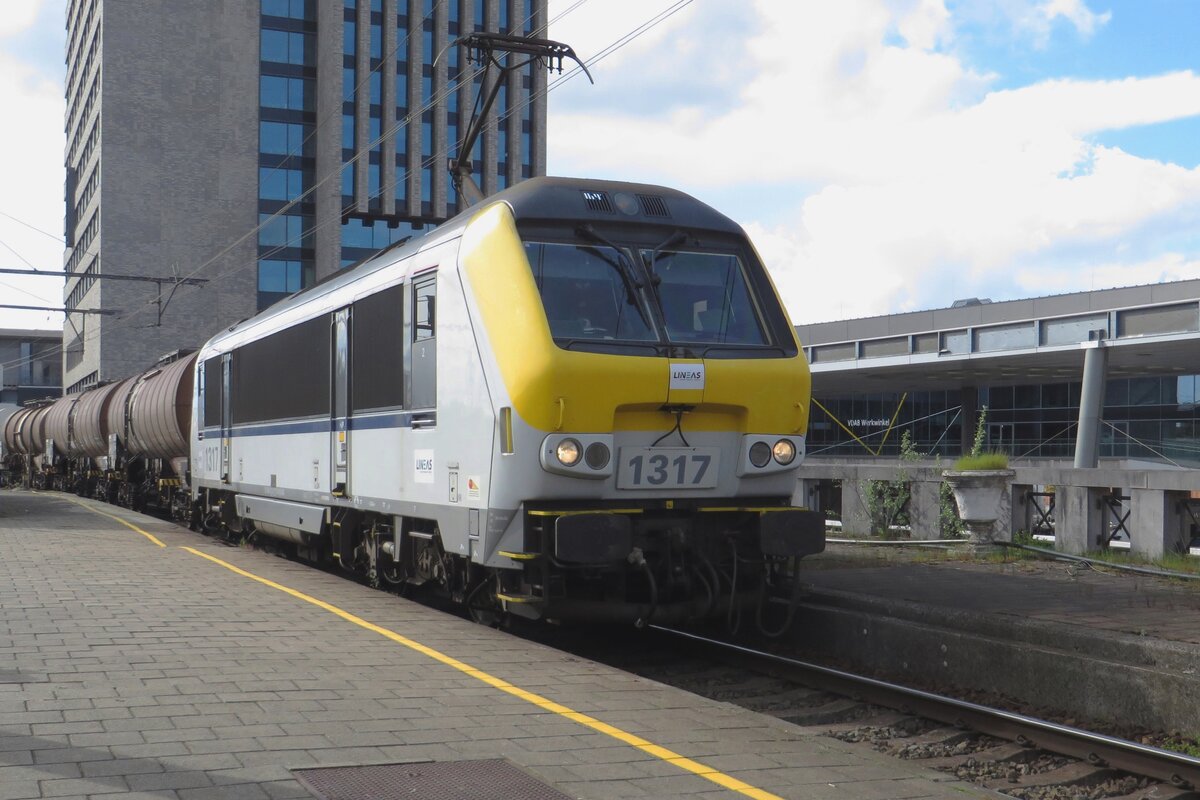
left=1028, top=0, right=1112, bottom=40
left=547, top=1, right=1200, bottom=324
left=952, top=0, right=1112, bottom=48
left=1015, top=253, right=1200, bottom=296
left=893, top=0, right=953, bottom=50
left=0, top=0, right=42, bottom=38
left=0, top=42, right=66, bottom=332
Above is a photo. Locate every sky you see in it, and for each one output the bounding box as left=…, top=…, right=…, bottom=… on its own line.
left=1, top=0, right=1199, bottom=337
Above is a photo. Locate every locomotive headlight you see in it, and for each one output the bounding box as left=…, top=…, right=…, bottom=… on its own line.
left=749, top=441, right=772, bottom=468
left=772, top=439, right=796, bottom=465
left=556, top=438, right=582, bottom=467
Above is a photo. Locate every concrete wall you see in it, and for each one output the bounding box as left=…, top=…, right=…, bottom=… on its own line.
left=802, top=459, right=1198, bottom=554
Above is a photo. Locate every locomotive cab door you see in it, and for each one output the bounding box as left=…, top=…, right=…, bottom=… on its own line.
left=331, top=307, right=350, bottom=496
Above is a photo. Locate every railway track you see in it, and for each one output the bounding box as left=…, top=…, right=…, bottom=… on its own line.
left=527, top=622, right=1200, bottom=799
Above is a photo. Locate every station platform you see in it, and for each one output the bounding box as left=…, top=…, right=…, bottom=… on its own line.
left=0, top=490, right=995, bottom=800
left=797, top=544, right=1200, bottom=732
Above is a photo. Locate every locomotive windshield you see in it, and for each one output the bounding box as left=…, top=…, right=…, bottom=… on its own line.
left=524, top=242, right=658, bottom=343
left=643, top=249, right=767, bottom=347
left=523, top=235, right=776, bottom=356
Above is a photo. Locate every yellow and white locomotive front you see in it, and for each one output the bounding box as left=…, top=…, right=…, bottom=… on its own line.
left=461, top=178, right=824, bottom=625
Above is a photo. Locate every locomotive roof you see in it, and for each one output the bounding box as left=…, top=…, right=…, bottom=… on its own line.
left=209, top=176, right=743, bottom=348
left=501, top=176, right=744, bottom=234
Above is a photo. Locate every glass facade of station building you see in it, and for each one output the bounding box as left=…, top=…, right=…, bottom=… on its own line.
left=808, top=377, right=1200, bottom=466
left=799, top=291, right=1200, bottom=468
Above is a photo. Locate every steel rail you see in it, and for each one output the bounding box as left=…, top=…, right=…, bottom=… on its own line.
left=650, top=625, right=1200, bottom=790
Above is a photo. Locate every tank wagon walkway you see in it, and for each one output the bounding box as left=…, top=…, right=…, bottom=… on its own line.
left=0, top=491, right=991, bottom=800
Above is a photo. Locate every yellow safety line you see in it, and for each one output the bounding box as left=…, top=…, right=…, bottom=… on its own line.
left=63, top=496, right=166, bottom=547
left=180, top=546, right=784, bottom=800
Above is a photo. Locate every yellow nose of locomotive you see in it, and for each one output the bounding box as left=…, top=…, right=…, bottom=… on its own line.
left=461, top=201, right=811, bottom=439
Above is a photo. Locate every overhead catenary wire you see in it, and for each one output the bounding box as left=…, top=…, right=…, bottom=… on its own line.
left=806, top=404, right=963, bottom=457
left=0, top=209, right=65, bottom=243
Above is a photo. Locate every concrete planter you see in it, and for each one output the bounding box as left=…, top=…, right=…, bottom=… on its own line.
left=942, top=469, right=1015, bottom=547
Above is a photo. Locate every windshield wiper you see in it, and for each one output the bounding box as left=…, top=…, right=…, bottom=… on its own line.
left=644, top=230, right=687, bottom=285
left=575, top=224, right=652, bottom=327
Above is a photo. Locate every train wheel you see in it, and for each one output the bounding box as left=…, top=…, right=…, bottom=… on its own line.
left=466, top=573, right=504, bottom=628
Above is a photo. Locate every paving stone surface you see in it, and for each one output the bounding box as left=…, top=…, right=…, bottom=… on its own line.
left=0, top=490, right=996, bottom=799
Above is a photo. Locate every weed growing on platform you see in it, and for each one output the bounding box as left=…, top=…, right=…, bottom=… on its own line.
left=1084, top=548, right=1200, bottom=577
left=861, top=432, right=918, bottom=537
left=951, top=406, right=1009, bottom=471
left=934, top=456, right=964, bottom=538
left=1001, top=533, right=1200, bottom=578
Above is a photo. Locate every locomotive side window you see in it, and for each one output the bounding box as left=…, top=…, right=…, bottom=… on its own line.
left=202, top=357, right=222, bottom=428
left=642, top=250, right=767, bottom=347
left=524, top=241, right=656, bottom=342
left=232, top=315, right=331, bottom=423
left=413, top=278, right=435, bottom=342
left=410, top=274, right=436, bottom=410
left=351, top=284, right=404, bottom=412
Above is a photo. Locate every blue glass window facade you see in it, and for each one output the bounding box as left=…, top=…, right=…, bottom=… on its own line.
left=254, top=0, right=543, bottom=305
left=258, top=2, right=316, bottom=309
left=340, top=218, right=419, bottom=268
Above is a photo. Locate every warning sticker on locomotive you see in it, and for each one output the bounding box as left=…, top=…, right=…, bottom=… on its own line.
left=467, top=476, right=481, bottom=499
left=617, top=447, right=719, bottom=490
left=669, top=363, right=705, bottom=390
left=414, top=449, right=435, bottom=484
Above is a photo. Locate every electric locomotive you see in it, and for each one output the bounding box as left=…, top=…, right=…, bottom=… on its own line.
left=190, top=176, right=824, bottom=630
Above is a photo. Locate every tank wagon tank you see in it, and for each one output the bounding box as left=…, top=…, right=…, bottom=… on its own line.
left=18, top=402, right=53, bottom=484
left=40, top=393, right=81, bottom=490
left=111, top=353, right=197, bottom=514
left=0, top=405, right=22, bottom=486
left=3, top=352, right=197, bottom=510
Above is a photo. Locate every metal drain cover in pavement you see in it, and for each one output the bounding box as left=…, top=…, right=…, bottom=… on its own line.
left=294, top=760, right=574, bottom=800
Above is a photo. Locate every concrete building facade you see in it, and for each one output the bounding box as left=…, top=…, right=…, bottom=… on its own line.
left=796, top=280, right=1200, bottom=466
left=794, top=280, right=1200, bottom=555
left=62, top=0, right=548, bottom=393
left=0, top=329, right=62, bottom=406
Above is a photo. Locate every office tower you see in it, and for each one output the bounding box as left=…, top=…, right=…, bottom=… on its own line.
left=62, top=0, right=547, bottom=392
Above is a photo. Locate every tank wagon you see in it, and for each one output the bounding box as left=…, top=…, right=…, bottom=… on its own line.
left=2, top=401, right=53, bottom=487
left=1, top=353, right=196, bottom=511
left=6, top=177, right=825, bottom=632
left=0, top=404, right=22, bottom=486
